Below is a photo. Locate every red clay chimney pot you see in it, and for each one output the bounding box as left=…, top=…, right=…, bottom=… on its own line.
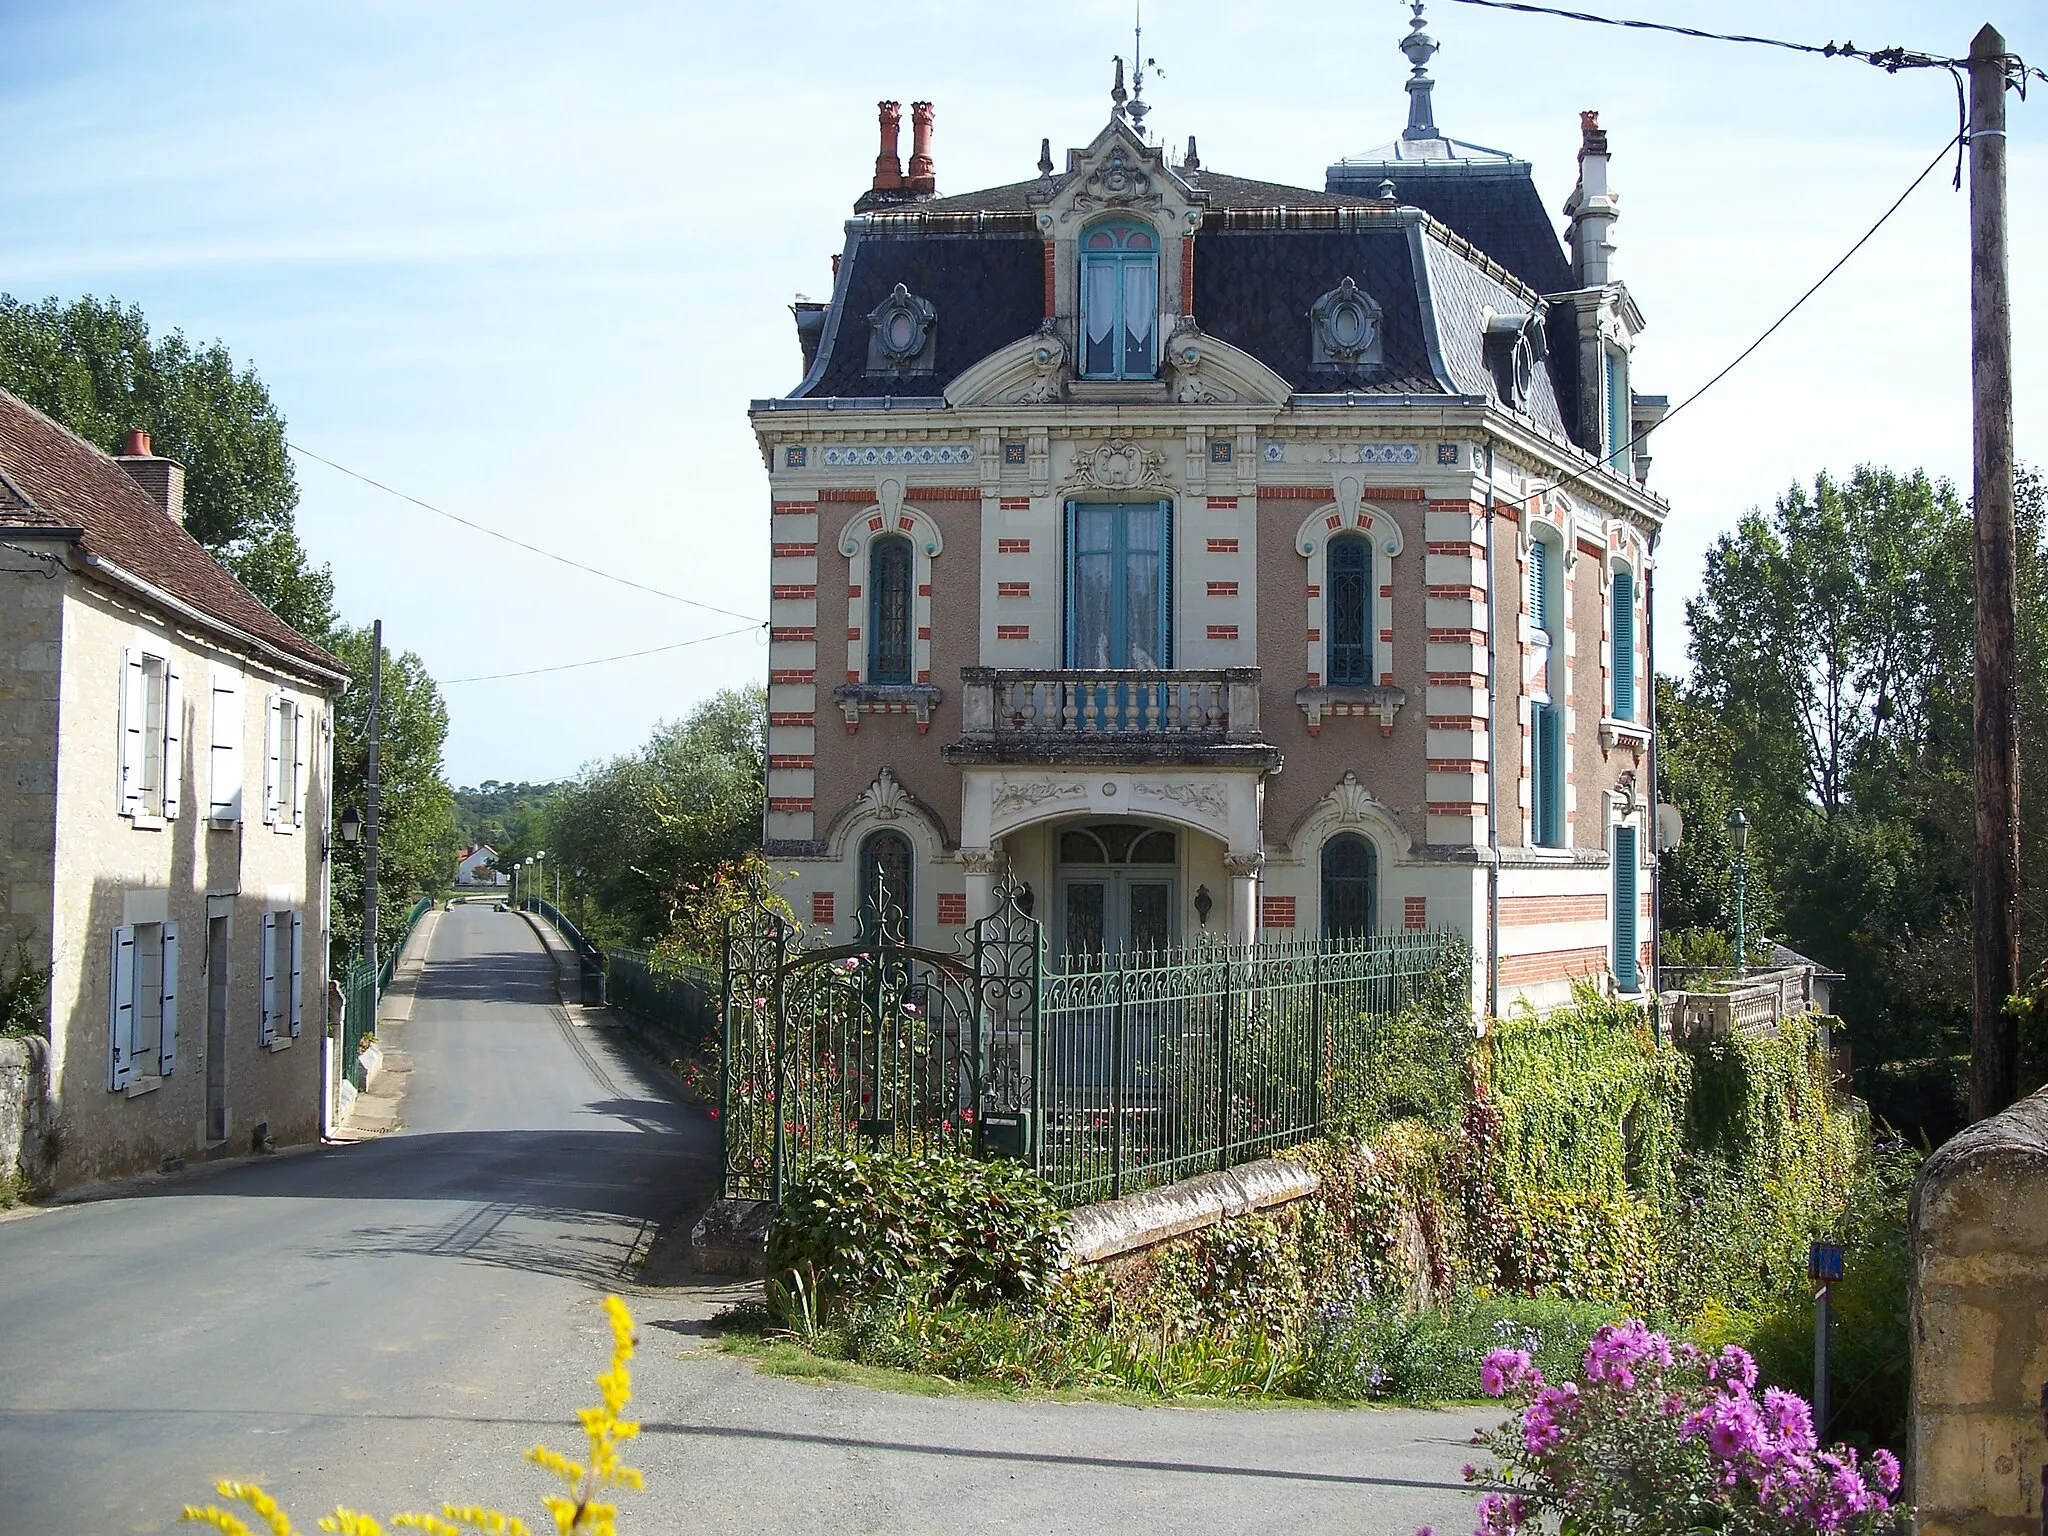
left=907, top=101, right=936, bottom=194
left=123, top=428, right=151, bottom=457
left=873, top=101, right=904, bottom=191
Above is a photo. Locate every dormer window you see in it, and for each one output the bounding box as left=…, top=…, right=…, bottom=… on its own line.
left=1079, top=221, right=1158, bottom=380
left=1309, top=278, right=1384, bottom=371
left=1483, top=308, right=1546, bottom=411
left=867, top=284, right=936, bottom=374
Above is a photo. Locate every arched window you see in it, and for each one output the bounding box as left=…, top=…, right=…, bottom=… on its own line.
left=867, top=535, right=913, bottom=685
left=1079, top=221, right=1158, bottom=380
left=858, top=830, right=914, bottom=938
left=1326, top=535, right=1372, bottom=686
left=1321, top=834, right=1378, bottom=939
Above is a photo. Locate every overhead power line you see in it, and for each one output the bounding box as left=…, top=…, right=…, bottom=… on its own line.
left=441, top=623, right=762, bottom=684
left=1439, top=0, right=2044, bottom=85
left=1540, top=129, right=1963, bottom=508
left=287, top=441, right=766, bottom=625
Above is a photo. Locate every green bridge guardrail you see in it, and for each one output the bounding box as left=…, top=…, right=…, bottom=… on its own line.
left=340, top=895, right=436, bottom=1092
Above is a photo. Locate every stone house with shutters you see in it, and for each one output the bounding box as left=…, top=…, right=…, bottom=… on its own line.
left=0, top=393, right=346, bottom=1189
left=750, top=5, right=1671, bottom=1013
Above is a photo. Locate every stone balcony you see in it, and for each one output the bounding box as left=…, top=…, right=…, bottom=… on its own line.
left=944, top=666, right=1279, bottom=768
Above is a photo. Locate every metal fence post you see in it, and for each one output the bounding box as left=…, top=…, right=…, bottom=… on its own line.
left=718, top=915, right=735, bottom=1201
left=1311, top=944, right=1327, bottom=1134
left=1218, top=946, right=1237, bottom=1173
left=770, top=916, right=790, bottom=1209
left=1111, top=965, right=1126, bottom=1202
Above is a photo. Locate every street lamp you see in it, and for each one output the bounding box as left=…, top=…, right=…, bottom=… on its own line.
left=535, top=849, right=548, bottom=911
left=338, top=806, right=362, bottom=844
left=1726, top=807, right=1751, bottom=976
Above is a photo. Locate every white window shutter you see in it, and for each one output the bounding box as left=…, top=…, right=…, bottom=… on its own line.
left=262, top=693, right=281, bottom=825
left=119, top=648, right=145, bottom=816
left=159, top=923, right=179, bottom=1075
left=292, top=704, right=309, bottom=828
left=109, top=925, right=136, bottom=1090
left=209, top=669, right=243, bottom=821
left=162, top=665, right=183, bottom=820
left=288, top=912, right=304, bottom=1038
left=259, top=912, right=278, bottom=1045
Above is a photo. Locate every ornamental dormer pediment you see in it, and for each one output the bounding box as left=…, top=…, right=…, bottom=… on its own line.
left=1031, top=119, right=1207, bottom=231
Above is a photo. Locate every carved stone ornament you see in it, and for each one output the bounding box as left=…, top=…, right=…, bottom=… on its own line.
left=1222, top=852, right=1266, bottom=878
left=860, top=767, right=911, bottom=821
left=958, top=848, right=1001, bottom=878
left=1132, top=780, right=1229, bottom=823
left=1068, top=145, right=1163, bottom=218
left=867, top=284, right=937, bottom=373
left=1074, top=437, right=1169, bottom=492
left=1326, top=771, right=1377, bottom=825
left=1163, top=320, right=1240, bottom=405
left=996, top=324, right=1068, bottom=405
left=991, top=779, right=1087, bottom=817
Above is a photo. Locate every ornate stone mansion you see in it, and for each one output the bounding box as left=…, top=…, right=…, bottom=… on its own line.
left=748, top=5, right=1670, bottom=1011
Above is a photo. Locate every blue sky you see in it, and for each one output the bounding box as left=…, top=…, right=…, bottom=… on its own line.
left=2, top=0, right=2040, bottom=786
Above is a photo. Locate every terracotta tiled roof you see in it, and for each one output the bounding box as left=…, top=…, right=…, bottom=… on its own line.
left=0, top=387, right=344, bottom=681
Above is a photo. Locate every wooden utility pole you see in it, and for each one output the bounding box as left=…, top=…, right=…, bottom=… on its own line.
left=1969, top=23, right=2020, bottom=1122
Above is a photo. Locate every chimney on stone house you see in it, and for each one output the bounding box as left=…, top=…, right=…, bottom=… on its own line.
left=872, top=101, right=904, bottom=191
left=906, top=102, right=936, bottom=195
left=114, top=429, right=186, bottom=526
left=1564, top=110, right=1618, bottom=288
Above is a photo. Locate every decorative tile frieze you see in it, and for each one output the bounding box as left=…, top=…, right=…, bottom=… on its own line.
left=1262, top=440, right=1421, bottom=466
left=821, top=444, right=973, bottom=467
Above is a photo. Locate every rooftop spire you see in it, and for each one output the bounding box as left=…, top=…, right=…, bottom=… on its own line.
left=1127, top=1, right=1156, bottom=140
left=1400, top=0, right=1440, bottom=142
left=1110, top=55, right=1128, bottom=122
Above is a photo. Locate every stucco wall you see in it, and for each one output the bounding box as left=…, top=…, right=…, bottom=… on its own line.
left=43, top=577, right=332, bottom=1188
left=1911, top=1086, right=2048, bottom=1533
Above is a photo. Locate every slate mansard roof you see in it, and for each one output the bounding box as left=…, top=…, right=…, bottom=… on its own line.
left=785, top=161, right=1577, bottom=445
left=0, top=388, right=346, bottom=680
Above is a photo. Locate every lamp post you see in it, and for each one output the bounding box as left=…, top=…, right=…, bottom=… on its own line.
left=535, top=850, right=547, bottom=913
left=523, top=856, right=534, bottom=910
left=1727, top=807, right=1751, bottom=977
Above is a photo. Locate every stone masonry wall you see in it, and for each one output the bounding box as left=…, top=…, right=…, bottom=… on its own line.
left=1911, top=1084, right=2048, bottom=1532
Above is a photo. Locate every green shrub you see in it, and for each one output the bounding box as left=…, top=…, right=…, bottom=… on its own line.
left=765, top=1147, right=1064, bottom=1315
left=1292, top=1290, right=1618, bottom=1403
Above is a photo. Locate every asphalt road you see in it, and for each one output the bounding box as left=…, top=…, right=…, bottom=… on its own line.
left=0, top=904, right=1487, bottom=1536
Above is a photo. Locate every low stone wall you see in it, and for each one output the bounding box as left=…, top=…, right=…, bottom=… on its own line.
left=0, top=1035, right=49, bottom=1188
left=689, top=1157, right=1322, bottom=1279
left=1911, top=1085, right=2048, bottom=1532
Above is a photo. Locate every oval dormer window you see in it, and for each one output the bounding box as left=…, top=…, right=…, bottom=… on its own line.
left=1328, top=296, right=1373, bottom=354
left=1309, top=277, right=1384, bottom=370
left=886, top=310, right=918, bottom=352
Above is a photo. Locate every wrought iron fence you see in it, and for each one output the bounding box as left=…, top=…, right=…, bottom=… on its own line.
left=339, top=957, right=378, bottom=1092
left=1038, top=928, right=1464, bottom=1205
left=719, top=879, right=1465, bottom=1209
left=606, top=948, right=720, bottom=1049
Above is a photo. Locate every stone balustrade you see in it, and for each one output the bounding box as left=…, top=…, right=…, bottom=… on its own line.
left=957, top=666, right=1263, bottom=743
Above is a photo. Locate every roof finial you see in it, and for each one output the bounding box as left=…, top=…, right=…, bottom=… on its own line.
left=1184, top=134, right=1200, bottom=171
left=1038, top=136, right=1055, bottom=179
left=1111, top=55, right=1128, bottom=121
left=1127, top=0, right=1160, bottom=141
left=1400, top=0, right=1441, bottom=142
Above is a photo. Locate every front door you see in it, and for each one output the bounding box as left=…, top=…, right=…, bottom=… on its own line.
left=1053, top=821, right=1179, bottom=965
left=204, top=914, right=230, bottom=1144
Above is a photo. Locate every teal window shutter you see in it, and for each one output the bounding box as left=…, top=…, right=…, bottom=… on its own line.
left=1528, top=537, right=1549, bottom=634
left=1533, top=703, right=1565, bottom=848
left=1614, top=825, right=1639, bottom=990
left=1611, top=569, right=1635, bottom=720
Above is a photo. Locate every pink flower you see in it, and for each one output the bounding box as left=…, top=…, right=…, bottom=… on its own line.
left=1480, top=1348, right=1535, bottom=1398
left=1869, top=1448, right=1901, bottom=1495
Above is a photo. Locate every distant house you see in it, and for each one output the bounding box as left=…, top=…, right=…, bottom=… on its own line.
left=455, top=844, right=501, bottom=886
left=0, top=397, right=347, bottom=1189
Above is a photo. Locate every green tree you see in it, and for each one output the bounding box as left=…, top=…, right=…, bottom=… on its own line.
left=1673, top=464, right=2048, bottom=1140
left=0, top=293, right=335, bottom=638
left=545, top=690, right=765, bottom=948
left=329, top=627, right=457, bottom=966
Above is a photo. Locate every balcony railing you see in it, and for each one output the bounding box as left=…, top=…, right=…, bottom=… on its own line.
left=957, top=666, right=1263, bottom=743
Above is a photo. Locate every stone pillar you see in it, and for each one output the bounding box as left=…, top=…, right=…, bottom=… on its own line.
left=1224, top=853, right=1263, bottom=946
left=962, top=848, right=999, bottom=925
left=1911, top=1085, right=2048, bottom=1531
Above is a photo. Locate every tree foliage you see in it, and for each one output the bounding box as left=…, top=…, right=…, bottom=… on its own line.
left=1664, top=464, right=2048, bottom=1140
left=544, top=690, right=765, bottom=947
left=328, top=626, right=457, bottom=966
left=0, top=293, right=336, bottom=637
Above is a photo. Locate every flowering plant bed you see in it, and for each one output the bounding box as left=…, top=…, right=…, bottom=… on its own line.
left=1445, top=1320, right=1905, bottom=1534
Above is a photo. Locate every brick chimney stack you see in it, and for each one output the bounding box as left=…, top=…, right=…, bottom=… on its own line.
left=115, top=429, right=186, bottom=526
left=872, top=101, right=903, bottom=191
left=906, top=102, right=936, bottom=194
left=1564, top=109, right=1618, bottom=287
